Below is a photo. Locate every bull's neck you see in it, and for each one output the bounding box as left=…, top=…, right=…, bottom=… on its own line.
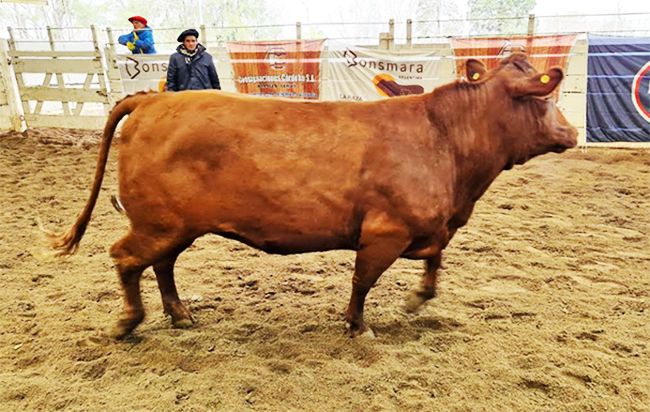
left=426, top=82, right=510, bottom=204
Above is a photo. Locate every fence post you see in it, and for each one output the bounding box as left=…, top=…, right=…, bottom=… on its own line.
left=106, top=27, right=117, bottom=55
left=46, top=26, right=72, bottom=115
left=296, top=21, right=302, bottom=40
left=6, top=27, right=31, bottom=122
left=527, top=14, right=536, bottom=36
left=406, top=19, right=412, bottom=47
left=91, top=24, right=112, bottom=113
left=0, top=40, right=25, bottom=132
left=389, top=18, right=395, bottom=48
left=379, top=32, right=390, bottom=50
left=104, top=26, right=124, bottom=103
left=200, top=24, right=207, bottom=47
left=104, top=45, right=124, bottom=103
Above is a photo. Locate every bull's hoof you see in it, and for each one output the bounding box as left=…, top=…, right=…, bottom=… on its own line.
left=165, top=302, right=194, bottom=329
left=108, top=314, right=144, bottom=340
left=172, top=317, right=194, bottom=329
left=404, top=289, right=436, bottom=313
left=346, top=322, right=376, bottom=339
left=404, top=291, right=426, bottom=313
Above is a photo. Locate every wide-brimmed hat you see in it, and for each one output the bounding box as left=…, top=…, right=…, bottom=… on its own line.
left=177, top=28, right=199, bottom=42
left=128, top=16, right=148, bottom=26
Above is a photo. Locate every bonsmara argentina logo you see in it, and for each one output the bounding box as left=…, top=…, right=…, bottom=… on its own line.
left=343, top=48, right=424, bottom=73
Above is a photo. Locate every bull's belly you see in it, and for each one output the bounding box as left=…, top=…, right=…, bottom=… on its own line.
left=213, top=228, right=356, bottom=255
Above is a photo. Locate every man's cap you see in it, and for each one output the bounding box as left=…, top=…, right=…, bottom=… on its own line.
left=128, top=16, right=148, bottom=26
left=177, top=28, right=199, bottom=42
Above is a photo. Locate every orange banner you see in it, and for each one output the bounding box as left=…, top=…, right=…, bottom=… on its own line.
left=451, top=34, right=577, bottom=76
left=226, top=40, right=325, bottom=99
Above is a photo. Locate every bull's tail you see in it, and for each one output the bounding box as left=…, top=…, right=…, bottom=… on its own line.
left=46, top=92, right=151, bottom=256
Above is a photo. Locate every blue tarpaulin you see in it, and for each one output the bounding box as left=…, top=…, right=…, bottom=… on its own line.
left=586, top=35, right=650, bottom=143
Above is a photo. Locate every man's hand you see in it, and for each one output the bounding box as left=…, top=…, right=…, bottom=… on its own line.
left=126, top=41, right=136, bottom=51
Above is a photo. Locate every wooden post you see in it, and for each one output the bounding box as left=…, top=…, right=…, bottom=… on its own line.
left=106, top=27, right=116, bottom=54
left=389, top=18, right=395, bottom=47
left=527, top=14, right=536, bottom=36
left=200, top=24, right=207, bottom=46
left=104, top=27, right=123, bottom=103
left=47, top=26, right=71, bottom=115
left=0, top=40, right=24, bottom=131
left=6, top=27, right=31, bottom=118
left=406, top=19, right=412, bottom=47
left=379, top=32, right=390, bottom=50
left=7, top=27, right=15, bottom=50
left=90, top=25, right=101, bottom=55
left=104, top=46, right=124, bottom=101
left=296, top=21, right=302, bottom=40
left=91, top=24, right=111, bottom=113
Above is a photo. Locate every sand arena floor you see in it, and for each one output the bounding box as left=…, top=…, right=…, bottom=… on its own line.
left=0, top=129, right=648, bottom=411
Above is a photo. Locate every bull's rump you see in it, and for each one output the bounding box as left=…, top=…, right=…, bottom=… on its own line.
left=117, top=91, right=424, bottom=251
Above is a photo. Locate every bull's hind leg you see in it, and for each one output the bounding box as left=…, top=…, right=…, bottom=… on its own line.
left=346, top=212, right=410, bottom=337
left=153, top=243, right=195, bottom=328
left=405, top=253, right=442, bottom=313
left=108, top=230, right=186, bottom=339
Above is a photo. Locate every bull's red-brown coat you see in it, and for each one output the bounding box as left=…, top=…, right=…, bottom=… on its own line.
left=50, top=53, right=577, bottom=338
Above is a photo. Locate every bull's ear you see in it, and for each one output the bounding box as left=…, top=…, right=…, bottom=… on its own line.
left=508, top=67, right=564, bottom=97
left=465, top=59, right=487, bottom=82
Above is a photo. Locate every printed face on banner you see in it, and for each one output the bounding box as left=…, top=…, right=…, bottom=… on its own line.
left=227, top=40, right=325, bottom=99
left=321, top=43, right=439, bottom=102
left=265, top=47, right=287, bottom=71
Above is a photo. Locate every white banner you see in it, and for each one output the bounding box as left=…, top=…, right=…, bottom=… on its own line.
left=115, top=50, right=237, bottom=94
left=117, top=54, right=170, bottom=94
left=321, top=43, right=442, bottom=101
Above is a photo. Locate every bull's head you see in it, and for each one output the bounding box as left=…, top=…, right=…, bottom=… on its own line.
left=466, top=53, right=578, bottom=168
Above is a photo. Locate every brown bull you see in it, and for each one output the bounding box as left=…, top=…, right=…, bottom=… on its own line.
left=50, top=53, right=577, bottom=338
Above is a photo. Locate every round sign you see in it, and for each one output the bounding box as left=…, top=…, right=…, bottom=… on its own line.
left=631, top=61, right=650, bottom=123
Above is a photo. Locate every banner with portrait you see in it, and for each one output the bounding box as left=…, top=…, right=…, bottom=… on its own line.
left=226, top=40, right=325, bottom=99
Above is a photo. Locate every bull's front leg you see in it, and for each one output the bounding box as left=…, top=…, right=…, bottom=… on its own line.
left=404, top=253, right=442, bottom=313
left=346, top=211, right=411, bottom=337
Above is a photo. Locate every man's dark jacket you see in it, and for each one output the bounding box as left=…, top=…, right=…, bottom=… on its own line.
left=167, top=44, right=221, bottom=91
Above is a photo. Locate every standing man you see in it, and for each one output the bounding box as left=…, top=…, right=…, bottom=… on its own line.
left=166, top=29, right=221, bottom=91
left=118, top=16, right=156, bottom=54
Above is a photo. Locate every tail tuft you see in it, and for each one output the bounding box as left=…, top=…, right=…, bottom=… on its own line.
left=37, top=215, right=82, bottom=256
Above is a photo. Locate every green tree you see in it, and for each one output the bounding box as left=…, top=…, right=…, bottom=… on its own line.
left=412, top=0, right=462, bottom=39
left=468, top=0, right=536, bottom=35
left=1, top=0, right=278, bottom=45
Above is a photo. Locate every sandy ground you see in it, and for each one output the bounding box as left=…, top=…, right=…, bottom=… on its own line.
left=0, top=128, right=648, bottom=411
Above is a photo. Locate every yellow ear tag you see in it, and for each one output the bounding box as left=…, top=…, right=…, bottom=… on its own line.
left=540, top=74, right=550, bottom=84
left=471, top=72, right=480, bottom=80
